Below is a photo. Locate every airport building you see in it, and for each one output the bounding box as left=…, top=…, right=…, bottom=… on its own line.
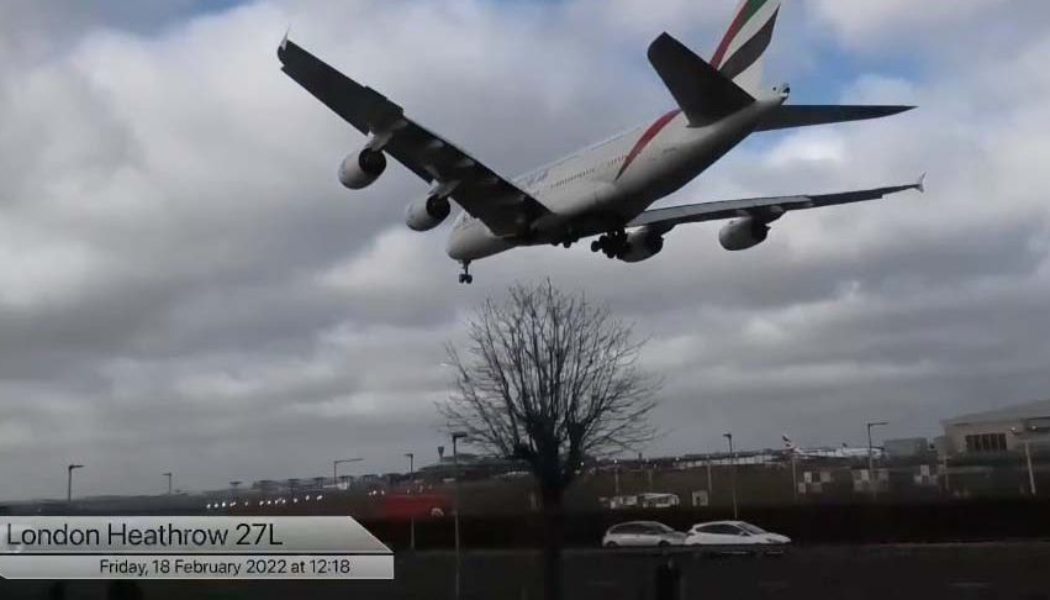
left=941, top=399, right=1050, bottom=456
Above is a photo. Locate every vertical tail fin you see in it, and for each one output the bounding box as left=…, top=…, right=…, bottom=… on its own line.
left=711, top=0, right=782, bottom=97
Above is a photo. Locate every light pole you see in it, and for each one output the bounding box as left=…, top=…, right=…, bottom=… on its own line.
left=1023, top=440, right=1036, bottom=496
left=405, top=452, right=416, bottom=551
left=1011, top=427, right=1037, bottom=496
left=866, top=421, right=888, bottom=501
left=788, top=450, right=799, bottom=504
left=452, top=432, right=468, bottom=600
left=163, top=472, right=173, bottom=495
left=67, top=464, right=84, bottom=503
left=333, top=458, right=363, bottom=490
left=723, top=433, right=737, bottom=519
left=706, top=459, right=713, bottom=506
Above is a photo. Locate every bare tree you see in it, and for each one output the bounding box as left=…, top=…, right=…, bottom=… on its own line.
left=440, top=281, right=658, bottom=600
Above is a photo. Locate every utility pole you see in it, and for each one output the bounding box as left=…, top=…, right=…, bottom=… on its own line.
left=866, top=421, right=888, bottom=501
left=723, top=433, right=737, bottom=519
left=67, top=464, right=84, bottom=503
left=163, top=472, right=173, bottom=495
left=405, top=452, right=416, bottom=551
left=452, top=432, right=468, bottom=600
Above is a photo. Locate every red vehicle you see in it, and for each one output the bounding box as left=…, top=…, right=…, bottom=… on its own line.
left=379, top=493, right=452, bottom=521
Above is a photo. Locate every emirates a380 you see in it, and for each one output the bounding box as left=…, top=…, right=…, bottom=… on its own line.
left=278, top=0, right=923, bottom=284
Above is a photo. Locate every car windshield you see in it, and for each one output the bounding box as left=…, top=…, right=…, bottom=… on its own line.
left=651, top=523, right=675, bottom=533
left=739, top=523, right=767, bottom=534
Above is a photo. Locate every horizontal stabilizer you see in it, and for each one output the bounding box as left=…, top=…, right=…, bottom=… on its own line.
left=648, top=33, right=755, bottom=125
left=755, top=105, right=915, bottom=132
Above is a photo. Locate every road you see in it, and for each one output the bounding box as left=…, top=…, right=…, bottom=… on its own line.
left=1, top=543, right=1048, bottom=599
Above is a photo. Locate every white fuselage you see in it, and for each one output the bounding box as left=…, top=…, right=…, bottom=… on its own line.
left=446, top=96, right=784, bottom=262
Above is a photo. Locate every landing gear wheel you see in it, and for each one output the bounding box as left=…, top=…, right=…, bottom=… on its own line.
left=458, top=262, right=474, bottom=285
left=593, top=230, right=628, bottom=259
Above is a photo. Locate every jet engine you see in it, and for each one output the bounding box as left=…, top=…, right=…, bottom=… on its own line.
left=405, top=195, right=451, bottom=231
left=718, top=217, right=770, bottom=251
left=338, top=148, right=387, bottom=189
left=619, top=227, right=665, bottom=263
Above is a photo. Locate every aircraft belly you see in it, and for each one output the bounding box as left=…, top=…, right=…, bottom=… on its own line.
left=446, top=223, right=515, bottom=261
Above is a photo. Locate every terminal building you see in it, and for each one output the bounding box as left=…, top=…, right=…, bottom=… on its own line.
left=941, top=398, right=1050, bottom=456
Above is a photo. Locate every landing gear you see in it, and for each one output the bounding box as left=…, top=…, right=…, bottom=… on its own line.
left=590, top=229, right=628, bottom=259
left=458, top=261, right=474, bottom=285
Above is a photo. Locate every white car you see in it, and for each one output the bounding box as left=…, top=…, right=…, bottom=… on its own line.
left=602, top=521, right=687, bottom=548
left=685, top=521, right=791, bottom=547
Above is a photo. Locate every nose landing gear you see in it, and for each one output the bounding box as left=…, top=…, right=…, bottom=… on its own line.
left=458, top=261, right=474, bottom=284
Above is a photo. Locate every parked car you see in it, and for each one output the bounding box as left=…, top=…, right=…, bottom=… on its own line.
left=602, top=521, right=687, bottom=548
left=685, top=521, right=791, bottom=547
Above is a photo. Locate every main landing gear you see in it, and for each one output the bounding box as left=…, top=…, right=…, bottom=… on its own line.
left=458, top=261, right=474, bottom=285
left=590, top=229, right=628, bottom=259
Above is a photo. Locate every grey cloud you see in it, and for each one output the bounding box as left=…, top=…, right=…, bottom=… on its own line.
left=0, top=0, right=1048, bottom=500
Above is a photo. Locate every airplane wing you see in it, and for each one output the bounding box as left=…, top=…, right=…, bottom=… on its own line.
left=277, top=37, right=551, bottom=237
left=627, top=176, right=925, bottom=234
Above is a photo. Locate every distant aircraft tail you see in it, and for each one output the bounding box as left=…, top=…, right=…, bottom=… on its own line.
left=711, top=0, right=782, bottom=97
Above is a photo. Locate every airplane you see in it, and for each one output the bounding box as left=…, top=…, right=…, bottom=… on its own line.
left=278, top=0, right=923, bottom=284
left=783, top=435, right=883, bottom=460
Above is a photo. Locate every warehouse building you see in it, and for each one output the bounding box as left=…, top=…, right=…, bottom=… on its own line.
left=941, top=399, right=1050, bottom=456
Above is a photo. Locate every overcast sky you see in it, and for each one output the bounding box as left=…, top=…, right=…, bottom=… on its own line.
left=0, top=0, right=1047, bottom=501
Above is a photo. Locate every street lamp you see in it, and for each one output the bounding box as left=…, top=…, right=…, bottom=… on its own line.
left=333, top=458, right=363, bottom=490
left=451, top=432, right=468, bottom=600
left=163, top=472, right=173, bottom=495
left=67, top=464, right=84, bottom=503
left=405, top=452, right=416, bottom=551
left=866, top=421, right=888, bottom=501
left=723, top=433, right=738, bottom=519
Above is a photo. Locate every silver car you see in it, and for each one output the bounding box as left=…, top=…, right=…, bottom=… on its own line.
left=602, top=521, right=687, bottom=548
left=685, top=520, right=791, bottom=549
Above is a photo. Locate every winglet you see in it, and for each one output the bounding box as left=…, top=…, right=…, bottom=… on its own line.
left=915, top=172, right=927, bottom=194
left=279, top=27, right=291, bottom=54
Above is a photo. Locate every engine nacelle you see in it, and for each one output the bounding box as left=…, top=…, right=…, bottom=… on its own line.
left=405, top=195, right=451, bottom=231
left=338, top=148, right=387, bottom=189
left=719, top=217, right=770, bottom=251
left=619, top=227, right=665, bottom=263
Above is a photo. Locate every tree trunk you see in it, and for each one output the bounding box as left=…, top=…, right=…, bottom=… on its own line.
left=540, top=485, right=564, bottom=600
